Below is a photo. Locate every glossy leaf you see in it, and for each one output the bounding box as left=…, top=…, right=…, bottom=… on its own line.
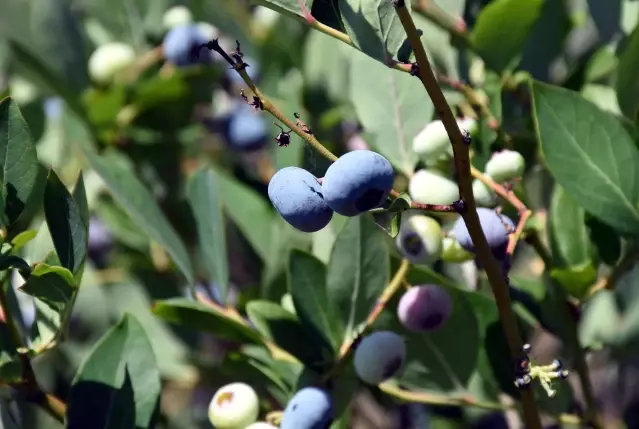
left=81, top=149, right=194, bottom=284
left=43, top=170, right=88, bottom=278
left=326, top=214, right=389, bottom=342
left=67, top=314, right=161, bottom=429
left=187, top=168, right=229, bottom=303
left=288, top=250, right=342, bottom=351
left=247, top=300, right=332, bottom=369
left=0, top=97, right=40, bottom=227
left=338, top=0, right=407, bottom=62
left=531, top=81, right=639, bottom=236
left=470, top=0, right=545, bottom=72
left=616, top=23, right=639, bottom=122
left=19, top=264, right=75, bottom=314
left=152, top=298, right=263, bottom=345
left=349, top=49, right=432, bottom=176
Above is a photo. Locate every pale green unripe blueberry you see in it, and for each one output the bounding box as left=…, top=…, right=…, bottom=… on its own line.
left=253, top=6, right=280, bottom=29
left=246, top=423, right=278, bottom=429
left=88, top=42, right=136, bottom=85
left=8, top=76, right=38, bottom=105
left=208, top=382, right=259, bottom=429
left=484, top=150, right=525, bottom=183
left=408, top=169, right=458, bottom=205
left=412, top=118, right=477, bottom=163
left=196, top=22, right=219, bottom=41
left=441, top=236, right=474, bottom=263
left=472, top=178, right=497, bottom=208
left=280, top=293, right=296, bottom=315
left=162, top=5, right=193, bottom=31
left=396, top=211, right=442, bottom=265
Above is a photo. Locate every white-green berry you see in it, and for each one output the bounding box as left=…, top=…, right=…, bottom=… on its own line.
left=208, top=382, right=259, bottom=429
left=396, top=211, right=442, bottom=265
left=88, top=42, right=136, bottom=85
left=7, top=75, right=39, bottom=105
left=408, top=169, right=458, bottom=205
left=484, top=149, right=525, bottom=183
left=472, top=178, right=497, bottom=207
left=280, top=293, right=296, bottom=315
left=246, top=423, right=278, bottom=429
left=412, top=118, right=477, bottom=163
left=253, top=6, right=280, bottom=29
left=441, top=236, right=474, bottom=263
left=162, top=5, right=193, bottom=31
left=196, top=22, right=219, bottom=41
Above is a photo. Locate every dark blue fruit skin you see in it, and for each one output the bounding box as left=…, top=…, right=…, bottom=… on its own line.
left=321, top=150, right=394, bottom=216
left=452, top=208, right=515, bottom=259
left=226, top=103, right=268, bottom=151
left=163, top=25, right=210, bottom=67
left=268, top=167, right=334, bottom=233
left=280, top=387, right=333, bottom=429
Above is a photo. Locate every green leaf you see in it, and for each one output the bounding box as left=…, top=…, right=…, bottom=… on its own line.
left=43, top=170, right=88, bottom=278
left=288, top=250, right=342, bottom=351
left=338, top=0, right=408, bottom=62
left=470, top=0, right=545, bottom=72
left=530, top=81, right=639, bottom=236
left=247, top=300, right=332, bottom=369
left=9, top=229, right=38, bottom=254
left=67, top=313, right=161, bottom=429
left=152, top=298, right=263, bottom=345
left=19, top=263, right=75, bottom=313
left=585, top=214, right=622, bottom=265
left=0, top=97, right=40, bottom=227
left=616, top=23, right=639, bottom=122
left=349, top=49, right=431, bottom=176
left=326, top=214, right=389, bottom=342
left=579, top=290, right=621, bottom=349
left=187, top=168, right=229, bottom=303
left=81, top=149, right=194, bottom=284
left=548, top=184, right=597, bottom=299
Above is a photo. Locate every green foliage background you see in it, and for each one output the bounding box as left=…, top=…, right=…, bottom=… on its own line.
left=0, top=0, right=638, bottom=428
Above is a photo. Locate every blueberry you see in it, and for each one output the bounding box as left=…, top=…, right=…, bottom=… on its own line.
left=395, top=211, right=442, bottom=265
left=226, top=103, right=268, bottom=151
left=246, top=423, right=278, bottom=429
left=43, top=97, right=63, bottom=119
left=408, top=169, right=459, bottom=206
left=88, top=216, right=114, bottom=268
left=484, top=149, right=525, bottom=184
left=472, top=178, right=497, bottom=208
left=208, top=382, right=259, bottom=429
left=452, top=208, right=515, bottom=259
left=397, top=285, right=453, bottom=332
left=162, top=24, right=210, bottom=67
left=280, top=387, right=333, bottom=429
left=88, top=42, right=136, bottom=85
left=440, top=236, right=474, bottom=263
left=268, top=167, right=334, bottom=233
left=354, top=331, right=406, bottom=385
left=321, top=150, right=394, bottom=216
left=162, top=5, right=193, bottom=31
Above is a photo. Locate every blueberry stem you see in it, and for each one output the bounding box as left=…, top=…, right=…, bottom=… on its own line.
left=392, top=2, right=545, bottom=428
left=378, top=383, right=584, bottom=426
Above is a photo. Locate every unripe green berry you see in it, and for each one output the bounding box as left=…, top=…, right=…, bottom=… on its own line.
left=472, top=178, right=497, bottom=208
left=196, top=22, right=219, bottom=41
left=280, top=293, right=296, bottom=315
left=88, top=42, right=136, bottom=85
left=441, top=236, right=474, bottom=263
left=408, top=169, right=458, bottom=205
left=162, top=5, right=193, bottom=31
left=246, top=423, right=278, bottom=429
left=412, top=118, right=477, bottom=164
left=396, top=212, right=442, bottom=265
left=208, top=382, right=259, bottom=429
left=484, top=150, right=525, bottom=183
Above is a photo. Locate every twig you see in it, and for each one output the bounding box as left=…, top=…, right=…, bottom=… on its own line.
left=587, top=251, right=639, bottom=298
left=391, top=2, right=543, bottom=428
left=379, top=383, right=583, bottom=425
left=411, top=0, right=470, bottom=46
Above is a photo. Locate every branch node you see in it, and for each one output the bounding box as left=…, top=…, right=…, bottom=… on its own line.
left=274, top=123, right=293, bottom=147
left=452, top=199, right=467, bottom=214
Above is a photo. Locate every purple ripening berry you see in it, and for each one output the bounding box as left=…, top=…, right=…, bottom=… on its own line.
left=452, top=208, right=515, bottom=259
left=226, top=103, right=268, bottom=151
left=280, top=387, right=333, bottom=429
left=397, top=285, right=452, bottom=332
left=354, top=331, right=406, bottom=385
left=162, top=24, right=211, bottom=67
left=268, top=167, right=334, bottom=233
left=321, top=150, right=394, bottom=216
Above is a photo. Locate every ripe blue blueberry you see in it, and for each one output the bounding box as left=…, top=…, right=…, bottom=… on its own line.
left=321, top=150, right=394, bottom=216
left=162, top=24, right=210, bottom=67
left=280, top=387, right=333, bottom=429
left=397, top=285, right=452, bottom=332
left=452, top=208, right=515, bottom=258
left=354, top=331, right=406, bottom=385
left=226, top=103, right=268, bottom=151
left=268, top=167, right=333, bottom=233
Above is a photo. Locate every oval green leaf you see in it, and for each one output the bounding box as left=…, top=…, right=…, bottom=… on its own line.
left=616, top=22, right=639, bottom=122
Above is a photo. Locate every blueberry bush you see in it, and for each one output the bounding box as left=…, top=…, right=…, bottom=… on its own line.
left=0, top=0, right=638, bottom=428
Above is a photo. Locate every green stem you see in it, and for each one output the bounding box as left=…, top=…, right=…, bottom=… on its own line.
left=392, top=2, right=543, bottom=428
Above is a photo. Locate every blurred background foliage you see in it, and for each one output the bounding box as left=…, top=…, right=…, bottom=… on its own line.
left=0, top=0, right=639, bottom=428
